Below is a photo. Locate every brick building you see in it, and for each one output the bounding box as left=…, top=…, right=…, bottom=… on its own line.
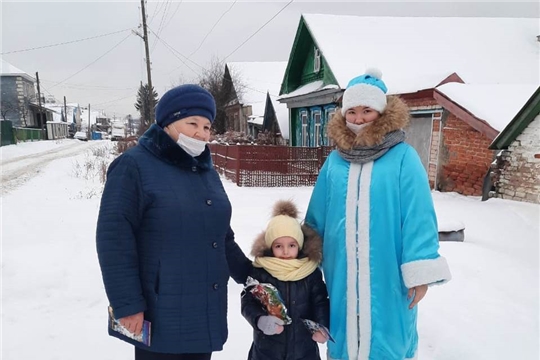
left=489, top=87, right=540, bottom=204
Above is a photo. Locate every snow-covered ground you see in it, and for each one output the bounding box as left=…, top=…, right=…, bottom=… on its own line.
left=1, top=142, right=539, bottom=360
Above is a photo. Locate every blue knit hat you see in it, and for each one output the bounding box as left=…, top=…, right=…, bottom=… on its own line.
left=341, top=68, right=388, bottom=115
left=155, top=84, right=216, bottom=128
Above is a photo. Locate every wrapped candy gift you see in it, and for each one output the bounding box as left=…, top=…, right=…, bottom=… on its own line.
left=301, top=318, right=335, bottom=343
left=243, top=276, right=292, bottom=325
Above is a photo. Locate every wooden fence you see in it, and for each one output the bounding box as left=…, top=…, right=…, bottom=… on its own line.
left=208, top=144, right=333, bottom=187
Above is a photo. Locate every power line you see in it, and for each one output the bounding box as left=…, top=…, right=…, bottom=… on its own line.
left=149, top=28, right=201, bottom=76
left=222, top=0, right=294, bottom=62
left=41, top=80, right=138, bottom=91
left=93, top=92, right=136, bottom=106
left=49, top=33, right=133, bottom=90
left=148, top=26, right=276, bottom=97
left=163, top=0, right=184, bottom=31
left=148, top=26, right=202, bottom=70
left=0, top=28, right=132, bottom=55
left=151, top=0, right=171, bottom=54
left=148, top=0, right=166, bottom=25
left=188, top=0, right=236, bottom=58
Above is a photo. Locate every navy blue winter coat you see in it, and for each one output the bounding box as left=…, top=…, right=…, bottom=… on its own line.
left=241, top=223, right=330, bottom=360
left=96, top=124, right=251, bottom=354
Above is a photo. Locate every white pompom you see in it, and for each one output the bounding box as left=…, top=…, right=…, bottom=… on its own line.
left=365, top=67, right=383, bottom=79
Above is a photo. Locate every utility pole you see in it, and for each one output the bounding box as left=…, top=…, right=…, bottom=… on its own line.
left=140, top=0, right=154, bottom=123
left=88, top=103, right=91, bottom=140
left=35, top=72, right=45, bottom=133
left=64, top=96, right=68, bottom=126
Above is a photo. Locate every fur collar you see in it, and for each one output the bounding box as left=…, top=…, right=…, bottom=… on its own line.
left=138, top=124, right=212, bottom=170
left=328, top=95, right=410, bottom=149
left=250, top=223, right=323, bottom=264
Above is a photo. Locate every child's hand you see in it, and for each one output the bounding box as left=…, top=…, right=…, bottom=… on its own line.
left=312, top=330, right=329, bottom=343
left=257, top=315, right=285, bottom=335
left=408, top=285, right=428, bottom=309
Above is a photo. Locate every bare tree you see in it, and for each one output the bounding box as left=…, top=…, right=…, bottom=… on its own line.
left=0, top=99, right=17, bottom=121
left=19, top=95, right=33, bottom=127
left=197, top=56, right=245, bottom=134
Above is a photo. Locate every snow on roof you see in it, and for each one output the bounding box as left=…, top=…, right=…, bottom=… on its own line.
left=0, top=59, right=35, bottom=82
left=302, top=14, right=540, bottom=94
left=278, top=81, right=339, bottom=99
left=227, top=61, right=289, bottom=139
left=247, top=116, right=264, bottom=126
left=436, top=83, right=539, bottom=132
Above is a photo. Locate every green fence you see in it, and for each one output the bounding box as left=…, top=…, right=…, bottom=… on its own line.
left=1, top=120, right=16, bottom=146
left=14, top=127, right=45, bottom=142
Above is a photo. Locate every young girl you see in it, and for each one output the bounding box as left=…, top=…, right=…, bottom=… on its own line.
left=241, top=200, right=330, bottom=360
left=305, top=68, right=451, bottom=360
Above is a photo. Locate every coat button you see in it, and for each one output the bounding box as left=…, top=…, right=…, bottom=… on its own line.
left=212, top=242, right=218, bottom=248
left=213, top=283, right=219, bottom=290
left=191, top=166, right=197, bottom=172
left=206, top=199, right=212, bottom=206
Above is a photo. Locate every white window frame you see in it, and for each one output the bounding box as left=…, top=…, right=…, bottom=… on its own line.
left=325, top=108, right=336, bottom=146
left=314, top=47, right=321, bottom=73
left=313, top=110, right=322, bottom=147
left=301, top=111, right=309, bottom=147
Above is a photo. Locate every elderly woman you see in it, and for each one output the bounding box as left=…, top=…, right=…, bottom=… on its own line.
left=96, top=84, right=251, bottom=360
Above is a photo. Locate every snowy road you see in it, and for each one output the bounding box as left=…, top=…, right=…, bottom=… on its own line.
left=1, top=142, right=539, bottom=360
left=1, top=140, right=100, bottom=195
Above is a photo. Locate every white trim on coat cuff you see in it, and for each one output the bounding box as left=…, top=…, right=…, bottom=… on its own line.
left=401, top=256, right=451, bottom=288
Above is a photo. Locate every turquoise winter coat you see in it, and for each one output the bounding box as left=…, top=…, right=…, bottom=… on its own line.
left=305, top=97, right=451, bottom=360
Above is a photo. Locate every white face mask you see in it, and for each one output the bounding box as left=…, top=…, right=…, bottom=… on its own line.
left=346, top=121, right=371, bottom=135
left=176, top=133, right=207, bottom=157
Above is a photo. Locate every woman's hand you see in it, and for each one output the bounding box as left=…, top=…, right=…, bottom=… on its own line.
left=408, top=285, right=428, bottom=309
left=119, top=312, right=144, bottom=335
left=312, top=330, right=329, bottom=343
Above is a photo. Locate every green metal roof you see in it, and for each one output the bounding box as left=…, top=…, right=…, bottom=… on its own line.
left=489, top=86, right=540, bottom=150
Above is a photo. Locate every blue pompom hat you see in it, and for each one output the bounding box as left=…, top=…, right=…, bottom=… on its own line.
left=341, top=68, right=388, bottom=115
left=155, top=84, right=216, bottom=128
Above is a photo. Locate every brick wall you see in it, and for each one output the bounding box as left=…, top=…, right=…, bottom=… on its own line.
left=439, top=113, right=495, bottom=196
left=404, top=97, right=439, bottom=108
left=492, top=115, right=540, bottom=204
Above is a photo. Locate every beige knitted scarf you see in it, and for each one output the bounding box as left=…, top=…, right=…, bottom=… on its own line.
left=253, top=257, right=319, bottom=281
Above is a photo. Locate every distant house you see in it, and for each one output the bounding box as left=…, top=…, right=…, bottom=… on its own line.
left=44, top=102, right=82, bottom=130
left=278, top=14, right=539, bottom=196
left=223, top=62, right=289, bottom=143
left=0, top=59, right=54, bottom=129
left=488, top=87, right=540, bottom=204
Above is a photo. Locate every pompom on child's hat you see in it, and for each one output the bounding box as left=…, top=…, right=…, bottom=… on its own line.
left=155, top=84, right=216, bottom=129
left=264, top=200, right=305, bottom=249
left=341, top=67, right=388, bottom=115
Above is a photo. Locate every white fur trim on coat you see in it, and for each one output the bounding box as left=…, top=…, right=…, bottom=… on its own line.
left=401, top=256, right=452, bottom=289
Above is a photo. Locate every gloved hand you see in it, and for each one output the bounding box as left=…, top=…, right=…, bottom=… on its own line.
left=257, top=315, right=285, bottom=335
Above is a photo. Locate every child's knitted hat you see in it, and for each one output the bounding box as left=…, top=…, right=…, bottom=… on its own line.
left=341, top=68, right=388, bottom=115
left=264, top=200, right=304, bottom=249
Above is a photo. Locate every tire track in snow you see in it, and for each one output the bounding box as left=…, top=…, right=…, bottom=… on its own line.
left=1, top=141, right=100, bottom=195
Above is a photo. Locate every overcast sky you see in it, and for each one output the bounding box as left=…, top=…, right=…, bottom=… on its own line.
left=2, top=1, right=539, bottom=117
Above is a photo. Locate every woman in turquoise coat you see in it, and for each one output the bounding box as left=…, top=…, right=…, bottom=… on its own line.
left=305, top=69, right=451, bottom=360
